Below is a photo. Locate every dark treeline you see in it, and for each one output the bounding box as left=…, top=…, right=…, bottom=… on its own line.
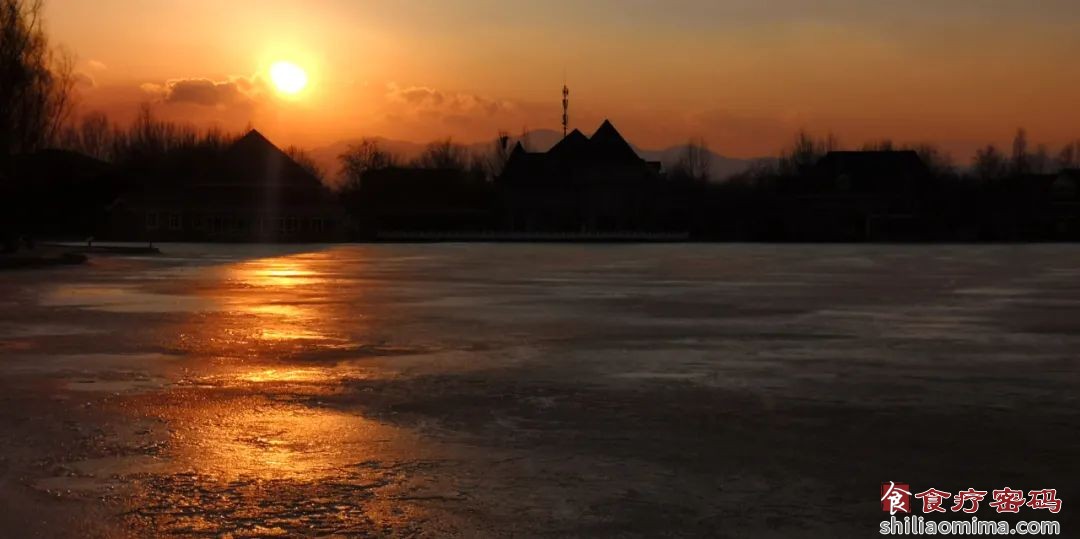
left=337, top=136, right=502, bottom=233
left=710, top=129, right=1080, bottom=241
left=2, top=108, right=240, bottom=245
left=1, top=0, right=84, bottom=247
left=334, top=128, right=1080, bottom=241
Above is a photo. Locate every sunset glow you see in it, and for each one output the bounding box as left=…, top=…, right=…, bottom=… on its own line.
left=43, top=0, right=1080, bottom=159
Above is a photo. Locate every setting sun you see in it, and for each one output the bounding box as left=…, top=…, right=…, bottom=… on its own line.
left=269, top=61, right=308, bottom=95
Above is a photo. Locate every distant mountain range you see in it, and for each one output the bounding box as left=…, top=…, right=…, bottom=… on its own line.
left=308, top=129, right=766, bottom=184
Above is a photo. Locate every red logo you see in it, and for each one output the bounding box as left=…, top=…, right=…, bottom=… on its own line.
left=951, top=488, right=988, bottom=513
left=915, top=488, right=952, bottom=513
left=989, top=487, right=1027, bottom=513
left=881, top=482, right=912, bottom=515
left=1028, top=489, right=1063, bottom=513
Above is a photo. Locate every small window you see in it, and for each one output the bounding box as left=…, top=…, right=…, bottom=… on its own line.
left=146, top=212, right=159, bottom=230
left=168, top=213, right=182, bottom=231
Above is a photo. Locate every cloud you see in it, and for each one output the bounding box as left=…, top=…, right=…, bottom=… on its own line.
left=385, top=83, right=514, bottom=123
left=141, top=76, right=269, bottom=108
left=87, top=60, right=107, bottom=71
left=139, top=82, right=166, bottom=96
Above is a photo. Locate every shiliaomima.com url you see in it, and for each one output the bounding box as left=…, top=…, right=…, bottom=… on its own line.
left=880, top=515, right=1061, bottom=535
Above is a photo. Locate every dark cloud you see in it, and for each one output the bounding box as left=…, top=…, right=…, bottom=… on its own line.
left=141, top=76, right=267, bottom=107
left=386, top=83, right=513, bottom=121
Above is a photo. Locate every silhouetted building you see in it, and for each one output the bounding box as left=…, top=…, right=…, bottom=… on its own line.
left=346, top=167, right=493, bottom=235
left=1052, top=169, right=1080, bottom=200
left=2, top=149, right=117, bottom=239
left=1039, top=169, right=1080, bottom=238
left=109, top=130, right=346, bottom=242
left=498, top=120, right=666, bottom=232
left=783, top=150, right=932, bottom=240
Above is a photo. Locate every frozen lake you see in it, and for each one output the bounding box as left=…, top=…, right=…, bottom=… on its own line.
left=0, top=244, right=1077, bottom=536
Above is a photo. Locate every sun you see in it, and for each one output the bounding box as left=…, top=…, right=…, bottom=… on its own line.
left=269, top=61, right=309, bottom=95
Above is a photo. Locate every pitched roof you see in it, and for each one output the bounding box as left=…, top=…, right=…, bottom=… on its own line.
left=153, top=129, right=343, bottom=211
left=589, top=120, right=640, bottom=161
left=499, top=120, right=657, bottom=186
left=216, top=129, right=321, bottom=190
left=548, top=129, right=589, bottom=160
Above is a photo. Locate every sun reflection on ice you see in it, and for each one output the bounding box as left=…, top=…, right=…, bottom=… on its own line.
left=235, top=367, right=338, bottom=384
left=157, top=252, right=400, bottom=482
left=230, top=259, right=327, bottom=288
left=259, top=328, right=335, bottom=341
left=171, top=403, right=395, bottom=481
left=196, top=253, right=371, bottom=352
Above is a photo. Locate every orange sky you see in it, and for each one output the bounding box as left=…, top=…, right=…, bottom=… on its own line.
left=48, top=0, right=1080, bottom=159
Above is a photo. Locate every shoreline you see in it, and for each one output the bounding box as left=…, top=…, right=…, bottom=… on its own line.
left=0, top=249, right=87, bottom=270
left=51, top=237, right=1080, bottom=246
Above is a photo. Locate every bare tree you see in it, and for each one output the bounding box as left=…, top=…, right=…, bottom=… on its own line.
left=669, top=136, right=711, bottom=182
left=823, top=132, right=840, bottom=153
left=100, top=105, right=239, bottom=168
left=485, top=130, right=512, bottom=180
left=59, top=110, right=112, bottom=160
left=43, top=46, right=75, bottom=143
left=0, top=0, right=77, bottom=159
left=1057, top=142, right=1078, bottom=171
left=974, top=144, right=1007, bottom=180
left=467, top=150, right=488, bottom=182
left=907, top=143, right=955, bottom=176
left=414, top=137, right=468, bottom=170
left=1010, top=128, right=1029, bottom=175
left=116, top=104, right=197, bottom=162
left=1031, top=144, right=1050, bottom=175
left=285, top=145, right=325, bottom=183
left=339, top=138, right=397, bottom=188
left=200, top=125, right=234, bottom=155
left=779, top=130, right=838, bottom=175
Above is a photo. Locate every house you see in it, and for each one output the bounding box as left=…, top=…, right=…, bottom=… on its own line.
left=786, top=150, right=932, bottom=240
left=497, top=120, right=665, bottom=232
left=1050, top=169, right=1080, bottom=202
left=2, top=149, right=117, bottom=239
left=1040, top=169, right=1080, bottom=238
left=805, top=150, right=932, bottom=200
left=109, top=130, right=346, bottom=242
left=345, top=166, right=493, bottom=235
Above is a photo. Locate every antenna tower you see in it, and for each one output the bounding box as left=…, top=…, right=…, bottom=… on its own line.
left=562, top=83, right=570, bottom=138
